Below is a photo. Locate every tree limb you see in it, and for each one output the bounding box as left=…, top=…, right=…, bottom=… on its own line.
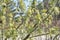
left=53, top=34, right=60, bottom=40
left=16, top=22, right=23, bottom=30
left=23, top=8, right=54, bottom=40
left=29, top=33, right=49, bottom=38
left=23, top=23, right=38, bottom=40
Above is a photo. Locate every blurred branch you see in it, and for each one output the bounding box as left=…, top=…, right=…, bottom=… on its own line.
left=23, top=23, right=38, bottom=40
left=16, top=22, right=23, bottom=30
left=23, top=8, right=54, bottom=40
left=29, top=33, right=49, bottom=38
left=53, top=34, right=60, bottom=40
left=0, top=20, right=2, bottom=23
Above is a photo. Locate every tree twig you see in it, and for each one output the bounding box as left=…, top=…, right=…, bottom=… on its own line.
left=53, top=34, right=60, bottom=40
left=23, top=8, right=54, bottom=40
left=29, top=33, right=49, bottom=38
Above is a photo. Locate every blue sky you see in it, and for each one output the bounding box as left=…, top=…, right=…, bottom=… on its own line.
left=14, top=0, right=43, bottom=8
left=24, top=0, right=43, bottom=7
left=13, top=0, right=43, bottom=17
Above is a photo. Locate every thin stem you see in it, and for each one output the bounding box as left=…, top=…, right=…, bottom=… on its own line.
left=53, top=34, right=60, bottom=40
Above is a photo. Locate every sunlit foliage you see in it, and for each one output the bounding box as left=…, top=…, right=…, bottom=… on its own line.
left=0, top=0, right=60, bottom=40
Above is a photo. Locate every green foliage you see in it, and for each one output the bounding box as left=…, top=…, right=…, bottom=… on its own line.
left=0, top=0, right=60, bottom=40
